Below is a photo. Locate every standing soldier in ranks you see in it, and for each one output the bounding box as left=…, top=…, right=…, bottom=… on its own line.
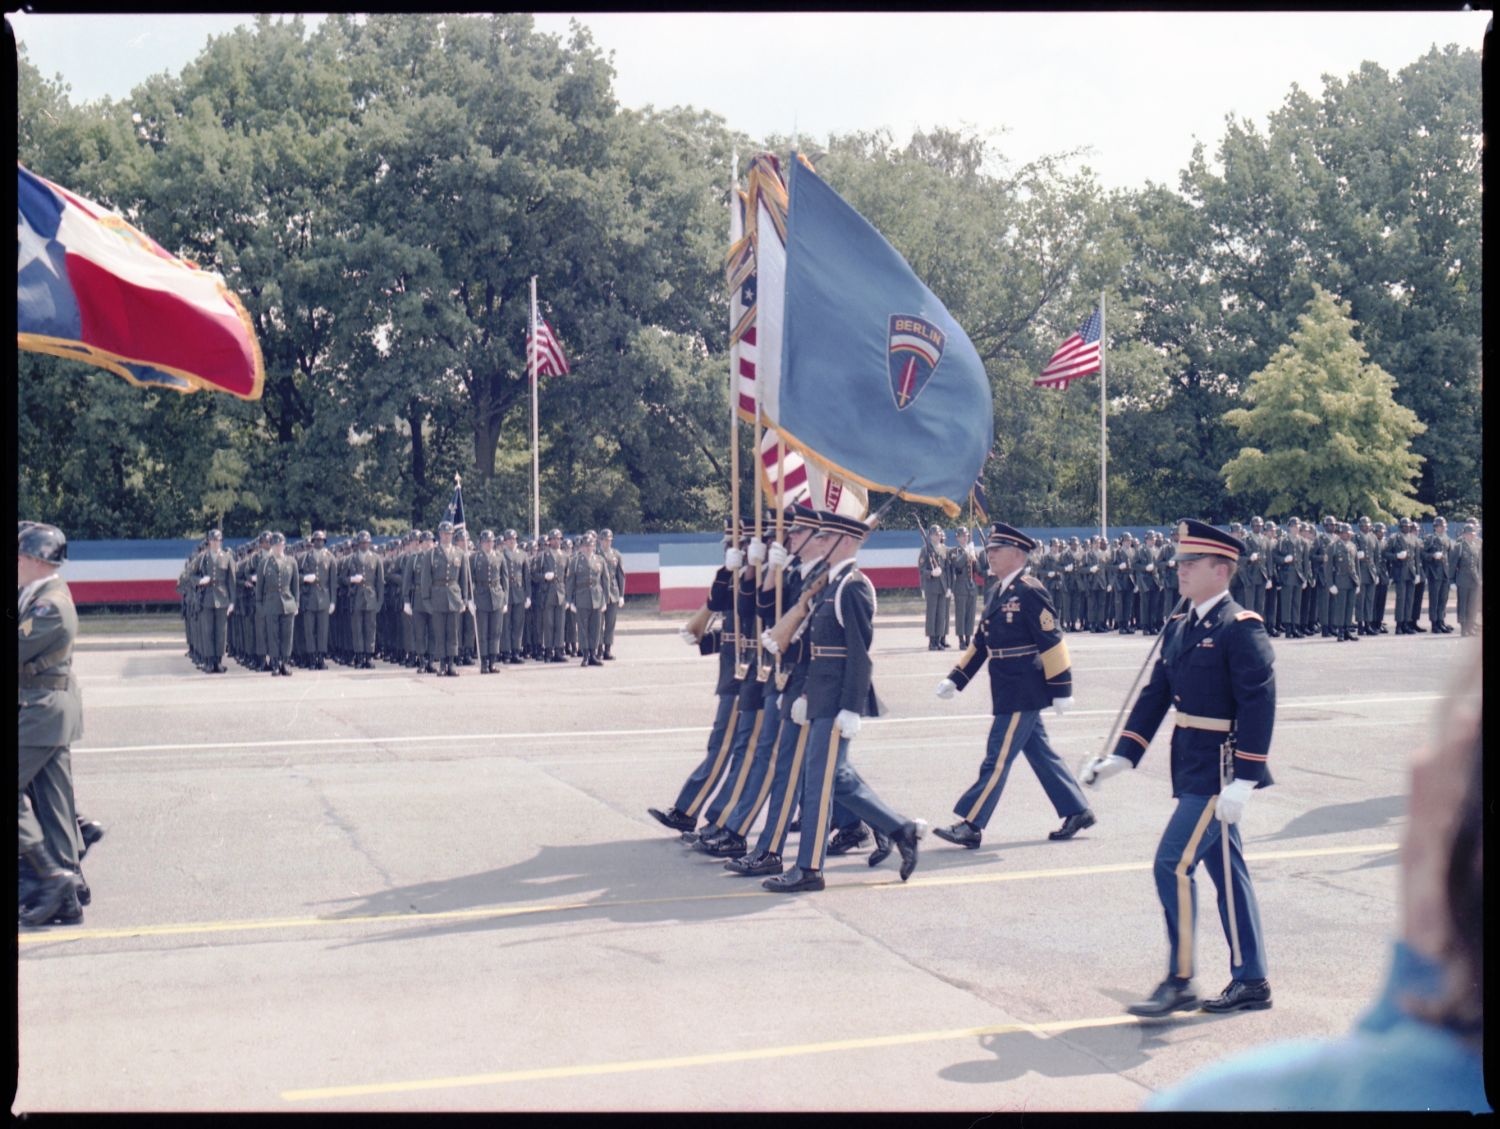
left=1083, top=535, right=1108, bottom=632
left=1131, top=532, right=1156, bottom=634
left=1062, top=536, right=1084, bottom=630
left=1228, top=522, right=1248, bottom=606
left=501, top=530, right=530, bottom=664
left=1245, top=516, right=1270, bottom=621
left=285, top=536, right=307, bottom=667
left=1260, top=521, right=1279, bottom=631
left=535, top=529, right=569, bottom=663
left=345, top=531, right=384, bottom=668
left=1275, top=518, right=1305, bottom=638
left=1384, top=517, right=1417, bottom=633
left=245, top=530, right=273, bottom=668
left=948, top=526, right=980, bottom=650
left=1113, top=532, right=1136, bottom=633
left=1310, top=515, right=1335, bottom=635
left=297, top=531, right=335, bottom=670
left=558, top=537, right=575, bottom=657
left=1299, top=519, right=1321, bottom=636
left=425, top=520, right=471, bottom=677
left=471, top=530, right=508, bottom=674
left=18, top=523, right=87, bottom=927
left=1452, top=522, right=1482, bottom=636
left=567, top=531, right=607, bottom=667
left=1080, top=520, right=1276, bottom=1018
left=454, top=529, right=477, bottom=666
left=1327, top=522, right=1360, bottom=642
left=649, top=518, right=756, bottom=835
left=1355, top=516, right=1381, bottom=635
left=598, top=529, right=627, bottom=661
left=764, top=511, right=925, bottom=894
left=1423, top=516, right=1455, bottom=633
left=1370, top=522, right=1391, bottom=633
left=1408, top=519, right=1427, bottom=631
left=932, top=522, right=1093, bottom=848
left=257, top=532, right=300, bottom=675
left=176, top=545, right=199, bottom=668
left=403, top=530, right=435, bottom=671
left=919, top=524, right=951, bottom=651
left=1160, top=527, right=1179, bottom=625
left=976, top=530, right=996, bottom=602
left=192, top=530, right=235, bottom=673
left=525, top=539, right=544, bottom=658
left=1041, top=539, right=1065, bottom=628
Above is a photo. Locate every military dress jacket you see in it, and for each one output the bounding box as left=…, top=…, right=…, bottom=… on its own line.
left=256, top=553, right=301, bottom=616
left=1453, top=539, right=1482, bottom=587
left=1330, top=538, right=1360, bottom=590
left=1111, top=596, right=1275, bottom=797
left=534, top=548, right=568, bottom=607
left=425, top=545, right=470, bottom=613
left=704, top=565, right=752, bottom=696
left=1423, top=533, right=1454, bottom=582
left=946, top=544, right=979, bottom=594
left=758, top=560, right=807, bottom=697
left=194, top=546, right=237, bottom=610
left=566, top=552, right=606, bottom=610
left=947, top=572, right=1071, bottom=713
left=298, top=546, right=337, bottom=613
left=917, top=544, right=948, bottom=597
left=345, top=549, right=385, bottom=611
left=802, top=560, right=880, bottom=720
left=599, top=546, right=627, bottom=603
left=501, top=547, right=530, bottom=606
left=1381, top=533, right=1414, bottom=582
left=471, top=548, right=508, bottom=612
left=1356, top=532, right=1381, bottom=587
left=19, top=572, right=84, bottom=747
left=1133, top=542, right=1161, bottom=592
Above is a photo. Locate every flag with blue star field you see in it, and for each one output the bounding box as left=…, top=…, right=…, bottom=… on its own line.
left=775, top=158, right=993, bottom=517
left=17, top=163, right=265, bottom=399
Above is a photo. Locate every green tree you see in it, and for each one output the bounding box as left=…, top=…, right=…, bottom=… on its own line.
left=1221, top=286, right=1425, bottom=520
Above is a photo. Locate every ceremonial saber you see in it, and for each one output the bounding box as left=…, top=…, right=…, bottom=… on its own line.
left=1079, top=594, right=1189, bottom=781
left=1220, top=733, right=1243, bottom=968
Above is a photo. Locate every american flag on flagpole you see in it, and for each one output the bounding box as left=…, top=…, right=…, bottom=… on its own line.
left=1035, top=306, right=1103, bottom=389
left=528, top=316, right=570, bottom=377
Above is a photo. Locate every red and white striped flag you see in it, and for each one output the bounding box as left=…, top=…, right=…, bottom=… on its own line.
left=528, top=316, right=570, bottom=377
left=1035, top=305, right=1102, bottom=389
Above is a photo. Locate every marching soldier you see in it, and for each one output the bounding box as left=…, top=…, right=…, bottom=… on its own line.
left=425, top=520, right=471, bottom=677
left=192, top=529, right=236, bottom=672
left=948, top=526, right=980, bottom=649
left=345, top=531, right=384, bottom=668
left=919, top=524, right=951, bottom=650
left=933, top=522, right=1093, bottom=847
left=1384, top=517, right=1418, bottom=634
left=567, top=531, right=607, bottom=667
left=763, top=510, right=925, bottom=893
left=1452, top=522, right=1482, bottom=636
left=599, top=528, right=627, bottom=661
left=18, top=522, right=87, bottom=926
left=256, top=532, right=300, bottom=675
left=297, top=530, right=336, bottom=669
left=501, top=530, right=530, bottom=664
left=1080, top=519, right=1276, bottom=1018
left=1423, top=516, right=1455, bottom=633
left=471, top=530, right=508, bottom=673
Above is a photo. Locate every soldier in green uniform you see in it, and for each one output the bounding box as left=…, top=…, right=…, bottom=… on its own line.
left=1369, top=522, right=1390, bottom=633
left=403, top=530, right=435, bottom=672
left=296, top=531, right=335, bottom=670
left=501, top=530, right=530, bottom=664
left=192, top=529, right=236, bottom=672
left=535, top=529, right=568, bottom=663
left=1384, top=517, right=1418, bottom=634
left=1311, top=515, right=1337, bottom=636
left=425, top=520, right=471, bottom=677
left=1423, top=516, right=1455, bottom=633
left=1244, top=516, right=1270, bottom=621
left=1354, top=516, right=1380, bottom=635
left=567, top=531, right=608, bottom=666
left=947, top=525, right=980, bottom=650
left=919, top=524, right=950, bottom=651
left=1134, top=531, right=1162, bottom=634
left=1160, top=528, right=1180, bottom=623
left=257, top=532, right=301, bottom=675
left=346, top=531, right=384, bottom=668
left=1452, top=522, right=1482, bottom=636
left=598, top=529, right=627, bottom=661
left=1083, top=535, right=1108, bottom=632
left=1113, top=532, right=1136, bottom=633
left=1274, top=519, right=1304, bottom=638
left=471, top=530, right=508, bottom=673
left=454, top=528, right=478, bottom=665
left=1407, top=519, right=1427, bottom=632
left=1328, top=523, right=1360, bottom=642
left=18, top=523, right=87, bottom=926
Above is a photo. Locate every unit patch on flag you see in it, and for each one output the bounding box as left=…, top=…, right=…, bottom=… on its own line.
left=888, top=315, right=945, bottom=412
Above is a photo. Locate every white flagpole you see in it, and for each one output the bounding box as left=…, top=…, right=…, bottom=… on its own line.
left=1099, top=290, right=1108, bottom=542
left=531, top=275, right=540, bottom=544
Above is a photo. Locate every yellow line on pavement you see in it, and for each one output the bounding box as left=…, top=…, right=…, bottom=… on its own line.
left=281, top=1011, right=1172, bottom=1101
left=18, top=841, right=1396, bottom=947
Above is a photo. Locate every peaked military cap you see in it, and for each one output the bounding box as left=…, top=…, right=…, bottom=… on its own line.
left=787, top=503, right=821, bottom=532
left=818, top=510, right=870, bottom=539
left=985, top=522, right=1035, bottom=552
left=1175, top=519, right=1243, bottom=563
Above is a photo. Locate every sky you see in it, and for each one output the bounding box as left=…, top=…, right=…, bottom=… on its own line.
left=10, top=10, right=1491, bottom=191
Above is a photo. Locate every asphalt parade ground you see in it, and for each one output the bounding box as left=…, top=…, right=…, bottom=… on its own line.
left=16, top=612, right=1475, bottom=1113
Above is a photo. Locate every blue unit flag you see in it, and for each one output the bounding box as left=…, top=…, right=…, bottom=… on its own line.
left=777, top=159, right=993, bottom=516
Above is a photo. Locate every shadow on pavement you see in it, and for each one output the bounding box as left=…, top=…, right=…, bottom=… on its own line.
left=1258, top=794, right=1406, bottom=842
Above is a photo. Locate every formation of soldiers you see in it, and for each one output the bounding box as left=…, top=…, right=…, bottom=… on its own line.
left=175, top=525, right=629, bottom=675
left=921, top=515, right=1482, bottom=642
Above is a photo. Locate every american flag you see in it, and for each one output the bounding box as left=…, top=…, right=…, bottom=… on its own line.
left=528, top=317, right=570, bottom=377
left=1035, top=306, right=1103, bottom=389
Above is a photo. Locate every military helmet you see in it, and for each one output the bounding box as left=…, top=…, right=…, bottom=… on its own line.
left=928, top=524, right=944, bottom=536
left=269, top=531, right=285, bottom=545
left=208, top=529, right=223, bottom=541
left=18, top=522, right=67, bottom=564
left=600, top=528, right=613, bottom=539
left=437, top=520, right=455, bottom=534
left=480, top=529, right=495, bottom=542
left=1434, top=515, right=1447, bottom=527
left=311, top=530, right=327, bottom=542
left=503, top=528, right=518, bottom=541
left=549, top=528, right=562, bottom=540
left=1358, top=515, right=1371, bottom=527
left=1323, top=515, right=1336, bottom=526
left=1250, top=516, right=1264, bottom=527
left=1399, top=517, right=1412, bottom=528
left=582, top=531, right=597, bottom=545
left=419, top=529, right=434, bottom=542
left=1229, top=521, right=1243, bottom=532
left=1373, top=522, right=1386, bottom=532
left=356, top=530, right=372, bottom=545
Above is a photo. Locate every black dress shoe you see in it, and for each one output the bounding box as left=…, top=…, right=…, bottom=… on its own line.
left=1201, top=978, right=1272, bottom=1013
left=933, top=821, right=982, bottom=849
left=19, top=870, right=78, bottom=927
left=78, top=819, right=106, bottom=857
left=894, top=820, right=925, bottom=880
left=868, top=828, right=892, bottom=867
left=826, top=824, right=870, bottom=855
left=691, top=827, right=727, bottom=851
left=727, top=851, right=783, bottom=876
left=787, top=819, right=801, bottom=833
left=1048, top=809, right=1096, bottom=841
left=706, top=832, right=748, bottom=858
left=763, top=866, right=824, bottom=893
left=1126, top=977, right=1199, bottom=1017
left=647, top=807, right=697, bottom=833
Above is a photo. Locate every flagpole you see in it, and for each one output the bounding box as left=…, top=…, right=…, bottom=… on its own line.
left=728, top=151, right=745, bottom=679
left=1099, top=289, right=1108, bottom=542
left=530, top=276, right=540, bottom=544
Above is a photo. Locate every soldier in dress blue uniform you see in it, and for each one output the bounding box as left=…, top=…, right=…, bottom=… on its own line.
left=1081, top=519, right=1275, bottom=1017
left=762, top=510, right=925, bottom=893
left=932, top=522, right=1095, bottom=847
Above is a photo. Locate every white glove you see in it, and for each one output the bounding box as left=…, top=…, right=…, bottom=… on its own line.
left=1052, top=696, right=1074, bottom=717
left=544, top=571, right=555, bottom=581
left=678, top=626, right=696, bottom=645
left=1398, top=551, right=1408, bottom=560
left=935, top=678, right=956, bottom=700
left=351, top=574, right=364, bottom=583
left=227, top=604, right=234, bottom=615
left=1146, top=563, right=1154, bottom=571
left=1357, top=551, right=1365, bottom=559
left=724, top=549, right=743, bottom=570
left=1065, top=564, right=1074, bottom=572
left=1265, top=580, right=1272, bottom=589
left=1168, top=560, right=1177, bottom=568
left=1434, top=552, right=1444, bottom=560
left=303, top=574, right=316, bottom=583
left=250, top=576, right=257, bottom=584
left=1250, top=552, right=1259, bottom=561
left=1106, top=585, right=1113, bottom=593
left=930, top=567, right=943, bottom=578
left=1080, top=754, right=1130, bottom=789
left=1329, top=585, right=1338, bottom=595
left=197, top=576, right=212, bottom=586
left=329, top=603, right=336, bottom=613
left=791, top=696, right=808, bottom=725
left=747, top=541, right=766, bottom=565
left=768, top=543, right=790, bottom=569
left=618, top=595, right=626, bottom=607
left=403, top=602, right=413, bottom=615
left=775, top=694, right=783, bottom=711
left=760, top=630, right=780, bottom=656
left=836, top=709, right=861, bottom=739
left=524, top=598, right=531, bottom=609
left=1217, top=777, right=1254, bottom=825
left=567, top=602, right=575, bottom=612
left=1118, top=562, right=1127, bottom=570
left=467, top=600, right=477, bottom=613
left=1284, top=555, right=1293, bottom=564
left=1090, top=565, right=1099, bottom=574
